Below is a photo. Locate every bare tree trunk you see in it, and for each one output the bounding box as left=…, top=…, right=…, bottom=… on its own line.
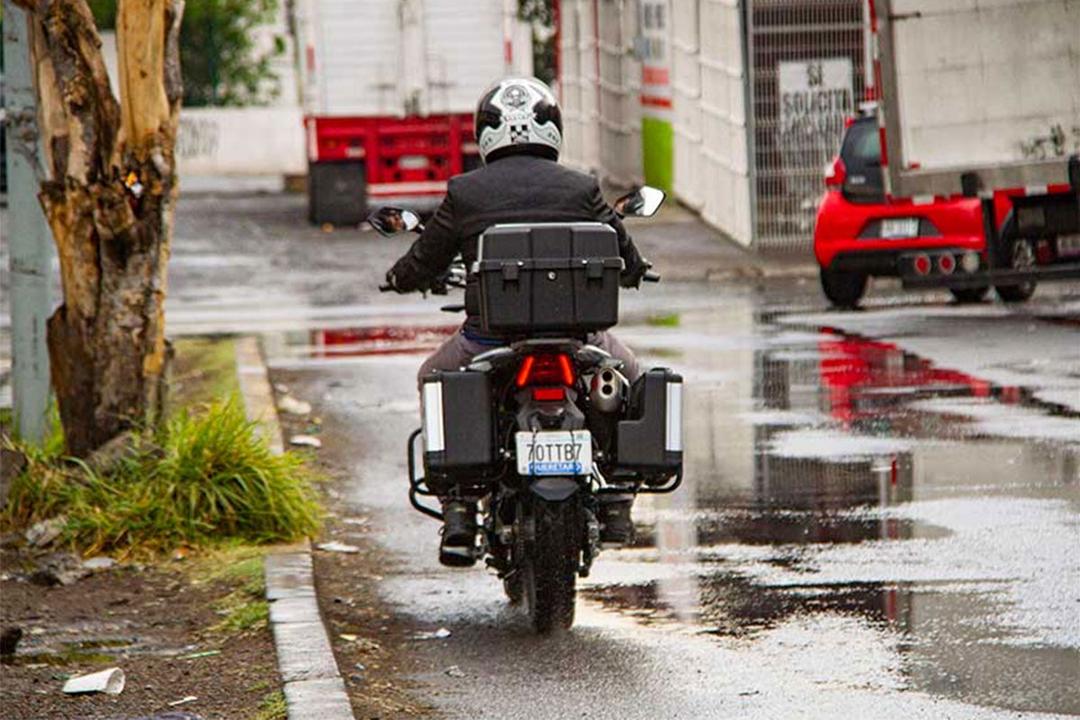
left=16, top=0, right=184, bottom=456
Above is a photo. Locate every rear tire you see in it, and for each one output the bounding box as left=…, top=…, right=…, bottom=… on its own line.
left=820, top=268, right=868, bottom=308
left=522, top=498, right=579, bottom=634
left=503, top=574, right=524, bottom=606
left=950, top=286, right=988, bottom=303
left=993, top=222, right=1037, bottom=303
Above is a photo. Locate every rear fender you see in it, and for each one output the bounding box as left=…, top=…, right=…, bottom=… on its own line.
left=528, top=477, right=581, bottom=502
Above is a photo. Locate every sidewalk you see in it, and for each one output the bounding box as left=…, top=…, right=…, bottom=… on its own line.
left=624, top=201, right=818, bottom=283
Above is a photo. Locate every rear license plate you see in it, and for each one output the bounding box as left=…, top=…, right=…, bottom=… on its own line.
left=1057, top=234, right=1080, bottom=258
left=515, top=431, right=593, bottom=476
left=881, top=218, right=920, bottom=239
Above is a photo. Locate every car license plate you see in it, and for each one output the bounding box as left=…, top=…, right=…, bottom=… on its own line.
left=1057, top=234, right=1080, bottom=258
left=515, top=431, right=593, bottom=476
left=881, top=218, right=920, bottom=239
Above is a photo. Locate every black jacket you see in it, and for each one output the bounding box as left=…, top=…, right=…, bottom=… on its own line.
left=388, top=154, right=647, bottom=336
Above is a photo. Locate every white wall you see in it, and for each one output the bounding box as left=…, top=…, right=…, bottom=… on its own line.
left=597, top=0, right=643, bottom=187
left=566, top=0, right=753, bottom=243
left=672, top=0, right=704, bottom=210
left=101, top=16, right=306, bottom=180
left=560, top=0, right=602, bottom=173
left=175, top=107, right=306, bottom=176
left=695, top=0, right=750, bottom=247
left=560, top=0, right=643, bottom=187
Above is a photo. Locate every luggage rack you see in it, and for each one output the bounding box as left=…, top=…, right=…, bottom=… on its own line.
left=407, top=428, right=444, bottom=521
left=407, top=428, right=684, bottom=524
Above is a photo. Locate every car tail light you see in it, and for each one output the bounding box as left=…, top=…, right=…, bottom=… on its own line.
left=824, top=157, right=847, bottom=188
left=532, top=387, right=566, bottom=402
left=913, top=254, right=932, bottom=275
left=516, top=353, right=575, bottom=388
left=938, top=254, right=956, bottom=274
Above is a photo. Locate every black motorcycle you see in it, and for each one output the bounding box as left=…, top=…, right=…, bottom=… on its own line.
left=370, top=187, right=683, bottom=633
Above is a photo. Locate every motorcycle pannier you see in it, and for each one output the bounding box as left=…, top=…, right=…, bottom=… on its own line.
left=476, top=223, right=623, bottom=334
left=421, top=371, right=495, bottom=479
left=615, top=368, right=683, bottom=472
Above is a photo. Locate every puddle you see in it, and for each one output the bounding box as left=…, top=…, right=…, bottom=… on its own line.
left=6, top=649, right=116, bottom=667
left=4, top=638, right=137, bottom=668
left=307, top=325, right=458, bottom=357
left=583, top=576, right=1080, bottom=716
left=604, top=313, right=1079, bottom=715
left=260, top=324, right=458, bottom=367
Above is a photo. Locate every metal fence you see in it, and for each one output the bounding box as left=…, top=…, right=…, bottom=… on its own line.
left=562, top=0, right=867, bottom=252
left=748, top=0, right=867, bottom=250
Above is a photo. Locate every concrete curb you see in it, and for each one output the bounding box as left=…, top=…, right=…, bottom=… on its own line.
left=235, top=335, right=355, bottom=720
left=236, top=336, right=285, bottom=455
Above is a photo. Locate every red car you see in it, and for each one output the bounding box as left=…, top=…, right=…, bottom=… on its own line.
left=813, top=116, right=991, bottom=307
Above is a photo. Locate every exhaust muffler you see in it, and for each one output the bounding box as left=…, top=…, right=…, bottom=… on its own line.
left=589, top=367, right=628, bottom=414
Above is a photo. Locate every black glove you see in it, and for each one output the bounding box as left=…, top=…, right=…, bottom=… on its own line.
left=620, top=257, right=652, bottom=289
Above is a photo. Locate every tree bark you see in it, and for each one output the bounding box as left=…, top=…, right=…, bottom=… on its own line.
left=16, top=0, right=184, bottom=456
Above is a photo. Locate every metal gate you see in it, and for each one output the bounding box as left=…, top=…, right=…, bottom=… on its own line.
left=748, top=0, right=867, bottom=251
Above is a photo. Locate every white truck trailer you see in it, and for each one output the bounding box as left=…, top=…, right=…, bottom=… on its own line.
left=293, top=0, right=533, bottom=224
left=872, top=0, right=1080, bottom=293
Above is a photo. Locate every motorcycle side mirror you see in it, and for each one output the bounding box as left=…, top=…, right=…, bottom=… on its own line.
left=367, top=206, right=422, bottom=236
left=613, top=185, right=666, bottom=218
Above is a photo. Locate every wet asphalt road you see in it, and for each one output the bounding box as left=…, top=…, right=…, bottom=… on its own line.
left=273, top=300, right=1079, bottom=719
left=3, top=194, right=1079, bottom=717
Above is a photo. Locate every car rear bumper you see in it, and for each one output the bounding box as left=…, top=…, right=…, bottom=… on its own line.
left=824, top=239, right=984, bottom=275
left=825, top=246, right=977, bottom=275
left=813, top=191, right=985, bottom=273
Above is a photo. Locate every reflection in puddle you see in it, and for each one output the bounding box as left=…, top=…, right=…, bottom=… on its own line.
left=309, top=326, right=457, bottom=357
left=619, top=313, right=1079, bottom=716
left=584, top=577, right=1080, bottom=715
left=259, top=325, right=458, bottom=366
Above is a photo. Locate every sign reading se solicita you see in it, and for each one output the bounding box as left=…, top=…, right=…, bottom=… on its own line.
left=778, top=58, right=854, bottom=146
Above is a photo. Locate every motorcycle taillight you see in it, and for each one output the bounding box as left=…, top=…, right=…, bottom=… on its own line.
left=531, top=387, right=566, bottom=402
left=516, top=353, right=575, bottom=388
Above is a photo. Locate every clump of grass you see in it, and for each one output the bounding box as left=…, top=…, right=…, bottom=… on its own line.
left=209, top=554, right=268, bottom=635
left=252, top=690, right=287, bottom=720
left=210, top=591, right=269, bottom=635
left=171, top=337, right=241, bottom=407
left=646, top=312, right=681, bottom=327
left=2, top=398, right=321, bottom=557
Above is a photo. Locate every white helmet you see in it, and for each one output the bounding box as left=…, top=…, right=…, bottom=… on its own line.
left=475, top=77, right=563, bottom=163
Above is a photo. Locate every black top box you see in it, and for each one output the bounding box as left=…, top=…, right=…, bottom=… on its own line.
left=476, top=223, right=623, bottom=336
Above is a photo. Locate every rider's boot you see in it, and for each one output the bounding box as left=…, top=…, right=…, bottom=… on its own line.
left=598, top=494, right=635, bottom=545
left=439, top=499, right=478, bottom=567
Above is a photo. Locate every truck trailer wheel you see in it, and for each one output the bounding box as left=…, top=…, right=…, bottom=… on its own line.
left=820, top=268, right=868, bottom=309
left=994, top=236, right=1037, bottom=303
left=950, top=286, right=989, bottom=303
left=307, top=161, right=368, bottom=226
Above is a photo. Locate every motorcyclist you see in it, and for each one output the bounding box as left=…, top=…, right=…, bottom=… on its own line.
left=385, top=77, right=650, bottom=565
